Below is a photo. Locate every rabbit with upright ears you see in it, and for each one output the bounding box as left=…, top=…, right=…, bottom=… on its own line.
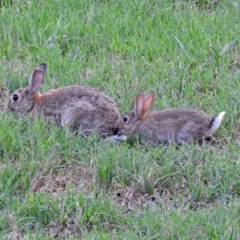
left=8, top=63, right=120, bottom=138
left=115, top=91, right=225, bottom=146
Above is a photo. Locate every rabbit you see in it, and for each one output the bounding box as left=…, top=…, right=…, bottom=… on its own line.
left=115, top=91, right=225, bottom=146
left=7, top=63, right=120, bottom=138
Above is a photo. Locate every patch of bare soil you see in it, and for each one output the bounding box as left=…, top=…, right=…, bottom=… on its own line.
left=45, top=218, right=82, bottom=239
left=112, top=175, right=217, bottom=212
left=30, top=162, right=94, bottom=195
left=112, top=180, right=189, bottom=211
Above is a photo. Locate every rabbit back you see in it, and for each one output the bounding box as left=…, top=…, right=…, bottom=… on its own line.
left=32, top=86, right=120, bottom=136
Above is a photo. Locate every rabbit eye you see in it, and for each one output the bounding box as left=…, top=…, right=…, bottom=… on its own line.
left=12, top=94, right=19, bottom=101
left=122, top=116, right=129, bottom=122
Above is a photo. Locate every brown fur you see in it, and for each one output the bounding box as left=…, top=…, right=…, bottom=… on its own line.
left=117, top=91, right=225, bottom=146
left=8, top=63, right=120, bottom=138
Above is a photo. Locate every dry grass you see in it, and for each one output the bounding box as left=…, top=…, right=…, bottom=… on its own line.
left=46, top=217, right=82, bottom=239
left=0, top=88, right=8, bottom=111
left=30, top=163, right=94, bottom=195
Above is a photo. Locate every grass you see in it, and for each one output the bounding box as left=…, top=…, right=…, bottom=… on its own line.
left=0, top=0, right=240, bottom=239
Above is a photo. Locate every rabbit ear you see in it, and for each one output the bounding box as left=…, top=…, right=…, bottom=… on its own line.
left=134, top=94, right=145, bottom=119
left=142, top=91, right=154, bottom=113
left=29, top=63, right=47, bottom=93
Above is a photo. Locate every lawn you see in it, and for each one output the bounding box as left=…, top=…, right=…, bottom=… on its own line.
left=0, top=0, right=240, bottom=239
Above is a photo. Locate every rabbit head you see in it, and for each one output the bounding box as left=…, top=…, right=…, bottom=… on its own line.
left=117, top=91, right=155, bottom=136
left=8, top=63, right=47, bottom=114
